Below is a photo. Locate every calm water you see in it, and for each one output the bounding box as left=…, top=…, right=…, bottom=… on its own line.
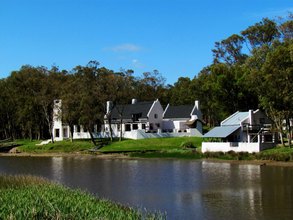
left=0, top=156, right=293, bottom=220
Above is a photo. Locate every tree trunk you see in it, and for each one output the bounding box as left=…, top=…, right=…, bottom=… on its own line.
left=119, top=118, right=123, bottom=141
left=89, top=131, right=97, bottom=146
left=279, top=132, right=284, bottom=146
left=287, top=118, right=291, bottom=147
left=70, top=125, right=74, bottom=142
left=107, top=117, right=113, bottom=142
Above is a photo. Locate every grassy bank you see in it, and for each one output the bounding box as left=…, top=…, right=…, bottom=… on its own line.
left=100, top=137, right=202, bottom=152
left=15, top=137, right=202, bottom=154
left=16, top=139, right=94, bottom=153
left=0, top=175, right=164, bottom=219
left=12, top=138, right=293, bottom=162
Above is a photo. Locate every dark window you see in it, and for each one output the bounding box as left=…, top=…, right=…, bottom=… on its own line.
left=55, top=129, right=60, bottom=138
left=142, top=124, right=146, bottom=129
left=156, top=123, right=160, bottom=128
left=63, top=128, right=68, bottom=138
left=125, top=124, right=131, bottom=131
left=132, top=113, right=142, bottom=122
left=133, top=124, right=138, bottom=130
left=149, top=123, right=153, bottom=130
left=154, top=114, right=158, bottom=119
left=77, top=125, right=81, bottom=132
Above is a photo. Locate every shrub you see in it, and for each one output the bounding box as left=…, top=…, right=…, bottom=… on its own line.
left=180, top=141, right=196, bottom=149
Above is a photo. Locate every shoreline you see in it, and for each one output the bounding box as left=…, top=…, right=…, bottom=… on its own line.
left=2, top=151, right=293, bottom=167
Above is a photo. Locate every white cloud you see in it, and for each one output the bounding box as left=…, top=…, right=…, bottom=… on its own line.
left=107, top=43, right=142, bottom=52
left=131, top=59, right=144, bottom=68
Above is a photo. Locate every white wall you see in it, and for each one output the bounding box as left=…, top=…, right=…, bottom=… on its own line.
left=201, top=142, right=261, bottom=153
left=147, top=100, right=164, bottom=131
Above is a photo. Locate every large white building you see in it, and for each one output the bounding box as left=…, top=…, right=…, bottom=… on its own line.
left=52, top=99, right=203, bottom=141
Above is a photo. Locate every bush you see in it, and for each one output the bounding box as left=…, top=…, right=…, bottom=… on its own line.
left=180, top=141, right=196, bottom=149
left=0, top=175, right=165, bottom=220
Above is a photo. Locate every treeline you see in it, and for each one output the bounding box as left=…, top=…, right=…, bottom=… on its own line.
left=0, top=15, right=292, bottom=143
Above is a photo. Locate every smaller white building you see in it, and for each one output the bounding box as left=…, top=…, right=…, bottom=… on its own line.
left=202, top=110, right=276, bottom=153
left=162, top=100, right=203, bottom=136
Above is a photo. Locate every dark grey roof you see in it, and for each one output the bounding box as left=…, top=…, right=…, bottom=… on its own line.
left=164, top=105, right=193, bottom=119
left=110, top=101, right=153, bottom=120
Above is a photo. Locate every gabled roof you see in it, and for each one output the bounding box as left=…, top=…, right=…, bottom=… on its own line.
left=203, top=125, right=240, bottom=138
left=164, top=105, right=194, bottom=119
left=110, top=101, right=154, bottom=120
left=221, top=111, right=249, bottom=126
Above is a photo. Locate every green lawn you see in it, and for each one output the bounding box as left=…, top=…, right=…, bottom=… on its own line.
left=100, top=137, right=203, bottom=152
left=13, top=138, right=293, bottom=162
left=16, top=139, right=93, bottom=153
left=15, top=137, right=203, bottom=154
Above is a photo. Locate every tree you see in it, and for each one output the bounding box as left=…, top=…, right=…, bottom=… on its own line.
left=241, top=18, right=280, bottom=51
left=212, top=34, right=247, bottom=65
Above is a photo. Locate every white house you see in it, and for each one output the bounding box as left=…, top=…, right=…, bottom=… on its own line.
left=104, top=99, right=203, bottom=139
left=162, top=100, right=203, bottom=136
left=202, top=109, right=276, bottom=153
left=52, top=98, right=204, bottom=141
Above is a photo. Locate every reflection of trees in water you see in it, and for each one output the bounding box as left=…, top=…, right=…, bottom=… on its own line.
left=200, top=161, right=263, bottom=220
left=260, top=166, right=293, bottom=220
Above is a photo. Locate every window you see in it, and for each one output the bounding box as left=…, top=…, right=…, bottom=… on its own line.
left=156, top=123, right=160, bottom=128
left=142, top=124, right=146, bottom=129
left=76, top=125, right=81, bottom=133
left=149, top=123, right=153, bottom=130
left=125, top=124, right=131, bottom=131
left=63, top=128, right=68, bottom=138
left=133, top=124, right=138, bottom=130
left=154, top=114, right=158, bottom=119
left=132, top=113, right=142, bottom=122
left=55, top=129, right=60, bottom=138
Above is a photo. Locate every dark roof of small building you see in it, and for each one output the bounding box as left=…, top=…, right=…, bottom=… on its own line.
left=110, top=101, right=153, bottom=120
left=164, top=105, right=194, bottom=119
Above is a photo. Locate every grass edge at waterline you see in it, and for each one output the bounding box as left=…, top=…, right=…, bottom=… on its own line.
left=0, top=174, right=165, bottom=220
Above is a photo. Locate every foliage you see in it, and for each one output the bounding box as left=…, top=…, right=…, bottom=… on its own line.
left=0, top=175, right=165, bottom=220
left=180, top=141, right=197, bottom=149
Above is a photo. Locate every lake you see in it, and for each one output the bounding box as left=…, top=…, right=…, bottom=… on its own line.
left=0, top=156, right=293, bottom=220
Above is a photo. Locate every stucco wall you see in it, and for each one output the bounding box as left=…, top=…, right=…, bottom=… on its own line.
left=202, top=142, right=261, bottom=153
left=147, top=100, right=164, bottom=131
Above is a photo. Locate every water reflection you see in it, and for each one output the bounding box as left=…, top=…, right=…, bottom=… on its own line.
left=1, top=157, right=293, bottom=220
left=51, top=157, right=63, bottom=182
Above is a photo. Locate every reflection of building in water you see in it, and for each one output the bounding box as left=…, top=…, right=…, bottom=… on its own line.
left=200, top=161, right=263, bottom=219
left=51, top=157, right=64, bottom=182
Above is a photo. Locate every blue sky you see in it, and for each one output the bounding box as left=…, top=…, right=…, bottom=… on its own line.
left=0, top=0, right=292, bottom=84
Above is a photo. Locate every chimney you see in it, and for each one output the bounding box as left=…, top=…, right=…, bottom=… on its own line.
left=106, top=101, right=113, bottom=114
left=131, top=99, right=137, bottom=104
left=249, top=110, right=253, bottom=125
left=195, top=100, right=200, bottom=110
